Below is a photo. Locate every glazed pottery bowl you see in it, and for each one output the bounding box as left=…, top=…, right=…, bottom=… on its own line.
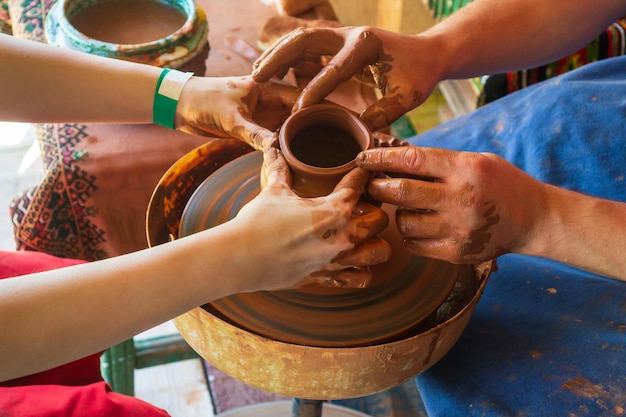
left=146, top=139, right=493, bottom=399
left=45, top=0, right=209, bottom=72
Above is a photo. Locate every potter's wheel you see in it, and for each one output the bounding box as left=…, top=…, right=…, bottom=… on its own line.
left=179, top=152, right=461, bottom=347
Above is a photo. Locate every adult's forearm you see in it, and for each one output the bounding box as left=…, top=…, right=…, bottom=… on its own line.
left=0, top=33, right=161, bottom=123
left=522, top=185, right=626, bottom=282
left=422, top=0, right=626, bottom=81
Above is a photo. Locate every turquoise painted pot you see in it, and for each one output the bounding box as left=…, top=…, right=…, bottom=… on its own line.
left=44, top=0, right=209, bottom=74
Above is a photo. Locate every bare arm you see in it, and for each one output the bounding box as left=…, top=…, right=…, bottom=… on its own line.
left=0, top=33, right=160, bottom=123
left=0, top=149, right=390, bottom=381
left=0, top=33, right=300, bottom=148
left=525, top=184, right=626, bottom=281
left=253, top=0, right=626, bottom=130
left=426, top=0, right=626, bottom=80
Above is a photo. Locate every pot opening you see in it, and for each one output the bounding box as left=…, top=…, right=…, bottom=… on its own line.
left=66, top=0, right=192, bottom=45
left=280, top=104, right=372, bottom=171
left=289, top=124, right=363, bottom=168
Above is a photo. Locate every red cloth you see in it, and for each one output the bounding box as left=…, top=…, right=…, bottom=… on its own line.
left=0, top=250, right=171, bottom=417
left=0, top=381, right=170, bottom=417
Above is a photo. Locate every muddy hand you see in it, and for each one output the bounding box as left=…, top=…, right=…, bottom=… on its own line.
left=372, top=131, right=410, bottom=148
left=356, top=146, right=547, bottom=264
left=175, top=76, right=299, bottom=150
left=252, top=26, right=437, bottom=131
left=235, top=148, right=391, bottom=292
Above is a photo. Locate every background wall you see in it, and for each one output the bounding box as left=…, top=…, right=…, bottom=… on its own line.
left=328, top=0, right=436, bottom=33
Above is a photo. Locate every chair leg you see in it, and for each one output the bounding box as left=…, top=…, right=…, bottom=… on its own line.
left=101, top=338, right=136, bottom=396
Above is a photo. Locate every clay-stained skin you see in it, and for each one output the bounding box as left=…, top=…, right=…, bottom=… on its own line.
left=347, top=31, right=421, bottom=130
left=336, top=238, right=390, bottom=266
left=362, top=92, right=410, bottom=132
left=307, top=200, right=390, bottom=288
left=309, top=201, right=387, bottom=243
left=299, top=31, right=391, bottom=106
left=456, top=183, right=476, bottom=207
left=311, top=209, right=341, bottom=242
left=462, top=205, right=499, bottom=258
left=231, top=80, right=263, bottom=148
left=253, top=27, right=345, bottom=81
left=236, top=80, right=256, bottom=121
left=180, top=78, right=251, bottom=142
left=256, top=27, right=425, bottom=131
left=308, top=268, right=369, bottom=288
left=343, top=31, right=392, bottom=89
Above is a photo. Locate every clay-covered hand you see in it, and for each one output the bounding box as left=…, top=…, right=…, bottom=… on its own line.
left=175, top=75, right=300, bottom=150
left=356, top=146, right=548, bottom=264
left=234, top=147, right=391, bottom=291
left=252, top=26, right=436, bottom=132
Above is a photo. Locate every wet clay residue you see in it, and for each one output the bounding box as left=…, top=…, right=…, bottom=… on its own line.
left=456, top=182, right=476, bottom=207
left=462, top=204, right=500, bottom=257
left=350, top=30, right=392, bottom=92
left=146, top=139, right=253, bottom=246
left=70, top=0, right=187, bottom=44
left=561, top=376, right=626, bottom=415
left=362, top=93, right=410, bottom=131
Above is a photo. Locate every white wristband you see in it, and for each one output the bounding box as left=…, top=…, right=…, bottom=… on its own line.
left=153, top=68, right=193, bottom=129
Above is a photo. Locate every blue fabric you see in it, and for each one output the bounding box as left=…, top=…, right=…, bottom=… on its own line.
left=410, top=55, right=626, bottom=202
left=410, top=56, right=626, bottom=416
left=417, top=256, right=625, bottom=416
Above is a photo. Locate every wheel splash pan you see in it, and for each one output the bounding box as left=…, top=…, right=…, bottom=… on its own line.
left=146, top=139, right=493, bottom=400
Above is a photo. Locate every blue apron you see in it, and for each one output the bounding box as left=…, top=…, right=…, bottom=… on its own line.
left=411, top=56, right=626, bottom=416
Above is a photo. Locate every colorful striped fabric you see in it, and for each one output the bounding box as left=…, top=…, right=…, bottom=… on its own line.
left=0, top=0, right=10, bottom=34
left=507, top=17, right=626, bottom=93
left=427, top=0, right=473, bottom=20
left=426, top=1, right=626, bottom=100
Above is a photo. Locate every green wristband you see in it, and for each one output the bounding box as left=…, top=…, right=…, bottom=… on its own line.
left=153, top=68, right=193, bottom=129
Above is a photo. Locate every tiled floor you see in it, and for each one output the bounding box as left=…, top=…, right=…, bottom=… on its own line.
left=134, top=322, right=215, bottom=417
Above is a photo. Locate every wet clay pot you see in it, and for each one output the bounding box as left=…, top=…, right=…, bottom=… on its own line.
left=276, top=103, right=373, bottom=197
left=147, top=138, right=494, bottom=400
left=45, top=0, right=210, bottom=74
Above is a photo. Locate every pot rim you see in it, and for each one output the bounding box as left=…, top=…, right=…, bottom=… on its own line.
left=278, top=103, right=373, bottom=175
left=48, top=0, right=197, bottom=55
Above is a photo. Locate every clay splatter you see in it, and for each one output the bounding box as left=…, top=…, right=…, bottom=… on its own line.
left=562, top=376, right=626, bottom=416
left=462, top=204, right=500, bottom=257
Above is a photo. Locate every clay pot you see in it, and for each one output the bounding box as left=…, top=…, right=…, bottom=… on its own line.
left=147, top=139, right=495, bottom=400
left=276, top=103, right=373, bottom=197
left=44, top=0, right=210, bottom=74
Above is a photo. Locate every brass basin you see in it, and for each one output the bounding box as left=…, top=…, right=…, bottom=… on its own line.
left=146, top=138, right=493, bottom=400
